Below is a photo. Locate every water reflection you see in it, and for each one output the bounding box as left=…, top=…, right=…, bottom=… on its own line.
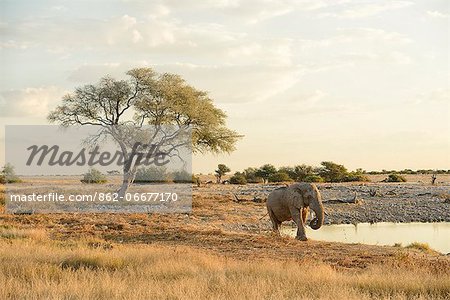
left=282, top=222, right=450, bottom=253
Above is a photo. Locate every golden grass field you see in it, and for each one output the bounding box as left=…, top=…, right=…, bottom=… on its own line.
left=0, top=178, right=449, bottom=299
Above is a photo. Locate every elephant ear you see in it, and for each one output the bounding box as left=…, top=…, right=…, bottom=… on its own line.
left=295, top=184, right=312, bottom=206
left=285, top=186, right=303, bottom=209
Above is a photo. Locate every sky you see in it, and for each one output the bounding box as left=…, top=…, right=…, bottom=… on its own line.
left=0, top=0, right=449, bottom=174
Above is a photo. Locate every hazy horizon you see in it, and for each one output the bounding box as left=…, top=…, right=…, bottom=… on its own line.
left=1, top=0, right=449, bottom=174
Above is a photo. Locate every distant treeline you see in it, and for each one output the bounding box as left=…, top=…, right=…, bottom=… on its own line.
left=365, top=169, right=450, bottom=175
left=222, top=162, right=448, bottom=185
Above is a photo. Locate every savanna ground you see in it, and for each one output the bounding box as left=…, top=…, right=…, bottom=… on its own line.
left=0, top=175, right=449, bottom=299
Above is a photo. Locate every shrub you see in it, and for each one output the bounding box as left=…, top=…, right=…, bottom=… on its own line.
left=192, top=175, right=200, bottom=186
left=134, top=167, right=171, bottom=183
left=243, top=168, right=263, bottom=183
left=229, top=173, right=247, bottom=185
left=81, top=168, right=107, bottom=184
left=215, top=164, right=230, bottom=183
left=278, top=166, right=296, bottom=181
left=345, top=172, right=370, bottom=182
left=385, top=174, right=406, bottom=182
left=171, top=170, right=192, bottom=183
left=292, top=164, right=315, bottom=181
left=1, top=163, right=22, bottom=183
left=255, top=164, right=277, bottom=184
left=268, top=172, right=292, bottom=183
left=303, top=175, right=324, bottom=183
left=405, top=242, right=435, bottom=253
left=319, top=161, right=348, bottom=182
left=0, top=188, right=5, bottom=206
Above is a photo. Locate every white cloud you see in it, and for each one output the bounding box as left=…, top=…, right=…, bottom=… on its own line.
left=157, top=63, right=302, bottom=104
left=0, top=87, right=67, bottom=117
left=50, top=6, right=67, bottom=12
left=420, top=88, right=450, bottom=103
left=148, top=4, right=171, bottom=18
left=426, top=10, right=449, bottom=18
left=68, top=63, right=125, bottom=83
left=338, top=51, right=412, bottom=65
left=0, top=39, right=31, bottom=49
left=319, top=1, right=413, bottom=19
left=132, top=29, right=142, bottom=43
left=121, top=15, right=137, bottom=29
left=334, top=28, right=412, bottom=44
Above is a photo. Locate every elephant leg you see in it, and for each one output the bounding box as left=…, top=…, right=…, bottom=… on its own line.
left=301, top=207, right=309, bottom=225
left=291, top=209, right=307, bottom=241
left=268, top=208, right=281, bottom=235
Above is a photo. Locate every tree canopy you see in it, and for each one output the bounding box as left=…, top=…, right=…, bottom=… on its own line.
left=48, top=68, right=241, bottom=154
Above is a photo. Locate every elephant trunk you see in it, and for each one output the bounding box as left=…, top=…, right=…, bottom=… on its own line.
left=309, top=197, right=324, bottom=230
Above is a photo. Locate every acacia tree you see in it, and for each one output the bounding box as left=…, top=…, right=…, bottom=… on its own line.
left=48, top=68, right=241, bottom=196
left=214, top=164, right=230, bottom=183
left=319, top=161, right=348, bottom=182
left=255, top=164, right=277, bottom=184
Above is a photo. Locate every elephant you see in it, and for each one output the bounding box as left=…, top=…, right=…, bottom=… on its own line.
left=266, top=182, right=324, bottom=241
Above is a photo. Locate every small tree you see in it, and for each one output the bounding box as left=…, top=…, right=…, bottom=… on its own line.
left=229, top=172, right=247, bottom=185
left=243, top=167, right=263, bottom=183
left=215, top=164, right=230, bottom=183
left=319, top=161, right=348, bottom=182
left=81, top=168, right=107, bottom=184
left=255, top=164, right=277, bottom=184
left=278, top=166, right=296, bottom=181
left=1, top=163, right=21, bottom=183
left=303, top=175, right=324, bottom=183
left=135, top=167, right=171, bottom=183
left=385, top=174, right=407, bottom=182
left=293, top=164, right=315, bottom=181
left=268, top=172, right=292, bottom=183
left=172, top=170, right=192, bottom=183
left=345, top=169, right=370, bottom=182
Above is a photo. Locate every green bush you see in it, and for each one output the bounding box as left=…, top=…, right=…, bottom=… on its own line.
left=171, top=170, right=192, bottom=183
left=319, top=161, right=348, bottom=182
left=243, top=168, right=264, bottom=183
left=81, top=168, right=107, bottom=184
left=230, top=173, right=247, bottom=185
left=303, top=175, right=324, bottom=183
left=1, top=163, right=22, bottom=183
left=268, top=172, right=292, bottom=183
left=345, top=172, right=370, bottom=182
left=255, top=164, right=277, bottom=184
left=134, top=167, right=171, bottom=183
left=385, top=174, right=407, bottom=182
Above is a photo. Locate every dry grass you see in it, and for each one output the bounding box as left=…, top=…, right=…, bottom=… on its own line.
left=406, top=242, right=437, bottom=254
left=0, top=231, right=449, bottom=300
left=0, top=226, right=48, bottom=241
left=436, top=192, right=450, bottom=203
left=0, top=184, right=5, bottom=206
left=1, top=177, right=449, bottom=299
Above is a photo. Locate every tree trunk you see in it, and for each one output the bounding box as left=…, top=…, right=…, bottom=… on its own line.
left=117, top=165, right=137, bottom=199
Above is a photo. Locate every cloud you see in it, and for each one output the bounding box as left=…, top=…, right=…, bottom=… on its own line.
left=426, top=10, right=449, bottom=18
left=334, top=28, right=412, bottom=44
left=0, top=87, right=66, bottom=117
left=319, top=1, right=413, bottom=19
left=0, top=40, right=31, bottom=49
left=419, top=88, right=450, bottom=104
left=156, top=63, right=303, bottom=104
left=337, top=51, right=411, bottom=65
